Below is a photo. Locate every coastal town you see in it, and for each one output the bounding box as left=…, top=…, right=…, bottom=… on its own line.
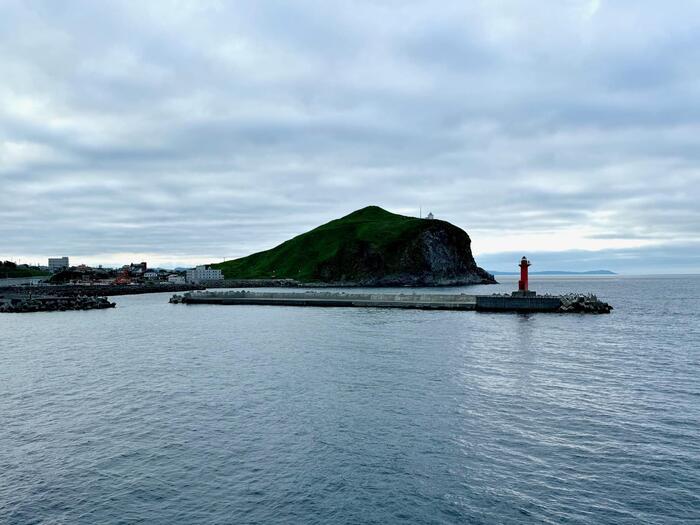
left=0, top=257, right=226, bottom=312
left=2, top=257, right=224, bottom=286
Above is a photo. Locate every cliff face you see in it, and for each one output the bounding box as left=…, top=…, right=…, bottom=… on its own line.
left=215, top=206, right=496, bottom=286
left=314, top=217, right=494, bottom=285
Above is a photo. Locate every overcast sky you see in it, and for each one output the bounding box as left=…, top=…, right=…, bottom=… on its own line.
left=1, top=0, right=699, bottom=273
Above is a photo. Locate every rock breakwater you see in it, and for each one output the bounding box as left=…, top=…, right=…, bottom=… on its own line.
left=0, top=283, right=204, bottom=298
left=558, top=294, right=613, bottom=314
left=0, top=295, right=115, bottom=313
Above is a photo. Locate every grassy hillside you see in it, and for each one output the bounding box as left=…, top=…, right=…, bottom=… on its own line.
left=0, top=262, right=49, bottom=279
left=213, top=206, right=491, bottom=285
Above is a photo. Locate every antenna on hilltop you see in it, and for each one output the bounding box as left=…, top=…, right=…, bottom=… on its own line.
left=419, top=206, right=422, bottom=219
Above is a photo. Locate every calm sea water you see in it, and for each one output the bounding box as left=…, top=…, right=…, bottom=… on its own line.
left=1, top=276, right=699, bottom=524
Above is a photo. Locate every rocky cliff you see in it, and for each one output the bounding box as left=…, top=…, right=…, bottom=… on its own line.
left=215, top=206, right=496, bottom=286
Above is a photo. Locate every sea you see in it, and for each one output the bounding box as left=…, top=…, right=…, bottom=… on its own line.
left=1, top=275, right=698, bottom=524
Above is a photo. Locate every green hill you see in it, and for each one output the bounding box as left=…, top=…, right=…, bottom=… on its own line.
left=214, top=206, right=495, bottom=286
left=0, top=261, right=49, bottom=279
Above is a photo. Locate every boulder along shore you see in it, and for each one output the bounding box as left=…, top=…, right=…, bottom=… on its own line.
left=0, top=295, right=116, bottom=313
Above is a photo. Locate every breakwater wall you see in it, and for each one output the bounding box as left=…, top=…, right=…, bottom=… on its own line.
left=171, top=290, right=478, bottom=310
left=171, top=291, right=612, bottom=314
left=0, top=295, right=115, bottom=313
left=475, top=295, right=562, bottom=312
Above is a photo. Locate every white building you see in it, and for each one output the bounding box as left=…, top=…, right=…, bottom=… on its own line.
left=426, top=212, right=434, bottom=220
left=143, top=271, right=159, bottom=280
left=167, top=274, right=186, bottom=284
left=186, top=265, right=223, bottom=284
left=48, top=257, right=69, bottom=272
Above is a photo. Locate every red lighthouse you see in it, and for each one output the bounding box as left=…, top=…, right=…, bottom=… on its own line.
left=518, top=256, right=531, bottom=292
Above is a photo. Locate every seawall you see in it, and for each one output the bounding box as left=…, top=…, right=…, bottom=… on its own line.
left=168, top=290, right=601, bottom=313
left=475, top=295, right=562, bottom=312
left=172, top=290, right=478, bottom=310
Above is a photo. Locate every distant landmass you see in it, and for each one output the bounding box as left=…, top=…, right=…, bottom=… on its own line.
left=489, top=270, right=617, bottom=276
left=214, top=206, right=496, bottom=286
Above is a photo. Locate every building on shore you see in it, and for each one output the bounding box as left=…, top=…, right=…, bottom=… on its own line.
left=48, top=257, right=69, bottom=272
left=186, top=265, right=223, bottom=284
left=167, top=274, right=186, bottom=284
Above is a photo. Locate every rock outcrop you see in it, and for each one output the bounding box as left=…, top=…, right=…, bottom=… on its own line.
left=215, top=206, right=496, bottom=286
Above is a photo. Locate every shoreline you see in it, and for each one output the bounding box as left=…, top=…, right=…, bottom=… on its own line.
left=0, top=283, right=204, bottom=298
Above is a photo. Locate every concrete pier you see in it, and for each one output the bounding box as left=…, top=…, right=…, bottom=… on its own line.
left=172, top=290, right=479, bottom=310
left=169, top=290, right=592, bottom=313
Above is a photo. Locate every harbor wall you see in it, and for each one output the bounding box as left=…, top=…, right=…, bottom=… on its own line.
left=475, top=296, right=562, bottom=312
left=174, top=291, right=577, bottom=313
left=176, top=291, right=477, bottom=310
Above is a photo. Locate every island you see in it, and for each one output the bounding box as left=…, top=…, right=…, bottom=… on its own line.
left=214, top=206, right=496, bottom=286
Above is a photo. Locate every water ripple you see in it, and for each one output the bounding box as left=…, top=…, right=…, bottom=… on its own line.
left=1, top=276, right=699, bottom=524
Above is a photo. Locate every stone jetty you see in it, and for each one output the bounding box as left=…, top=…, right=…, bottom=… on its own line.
left=0, top=295, right=115, bottom=313
left=169, top=290, right=612, bottom=314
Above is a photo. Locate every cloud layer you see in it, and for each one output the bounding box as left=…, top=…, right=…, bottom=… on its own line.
left=1, top=0, right=699, bottom=271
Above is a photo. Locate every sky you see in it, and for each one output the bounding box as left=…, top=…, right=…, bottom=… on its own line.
left=1, top=0, right=699, bottom=273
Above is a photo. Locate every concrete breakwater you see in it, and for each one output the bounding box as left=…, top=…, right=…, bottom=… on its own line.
left=169, top=291, right=613, bottom=313
left=171, top=290, right=478, bottom=310
left=0, top=295, right=115, bottom=313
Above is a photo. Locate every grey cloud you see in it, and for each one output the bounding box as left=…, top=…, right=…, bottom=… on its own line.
left=1, top=0, right=699, bottom=270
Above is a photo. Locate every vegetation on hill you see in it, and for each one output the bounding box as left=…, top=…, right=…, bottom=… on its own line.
left=214, top=206, right=495, bottom=286
left=0, top=261, right=49, bottom=279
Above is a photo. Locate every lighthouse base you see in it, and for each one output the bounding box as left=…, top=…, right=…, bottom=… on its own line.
left=511, top=290, right=537, bottom=297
